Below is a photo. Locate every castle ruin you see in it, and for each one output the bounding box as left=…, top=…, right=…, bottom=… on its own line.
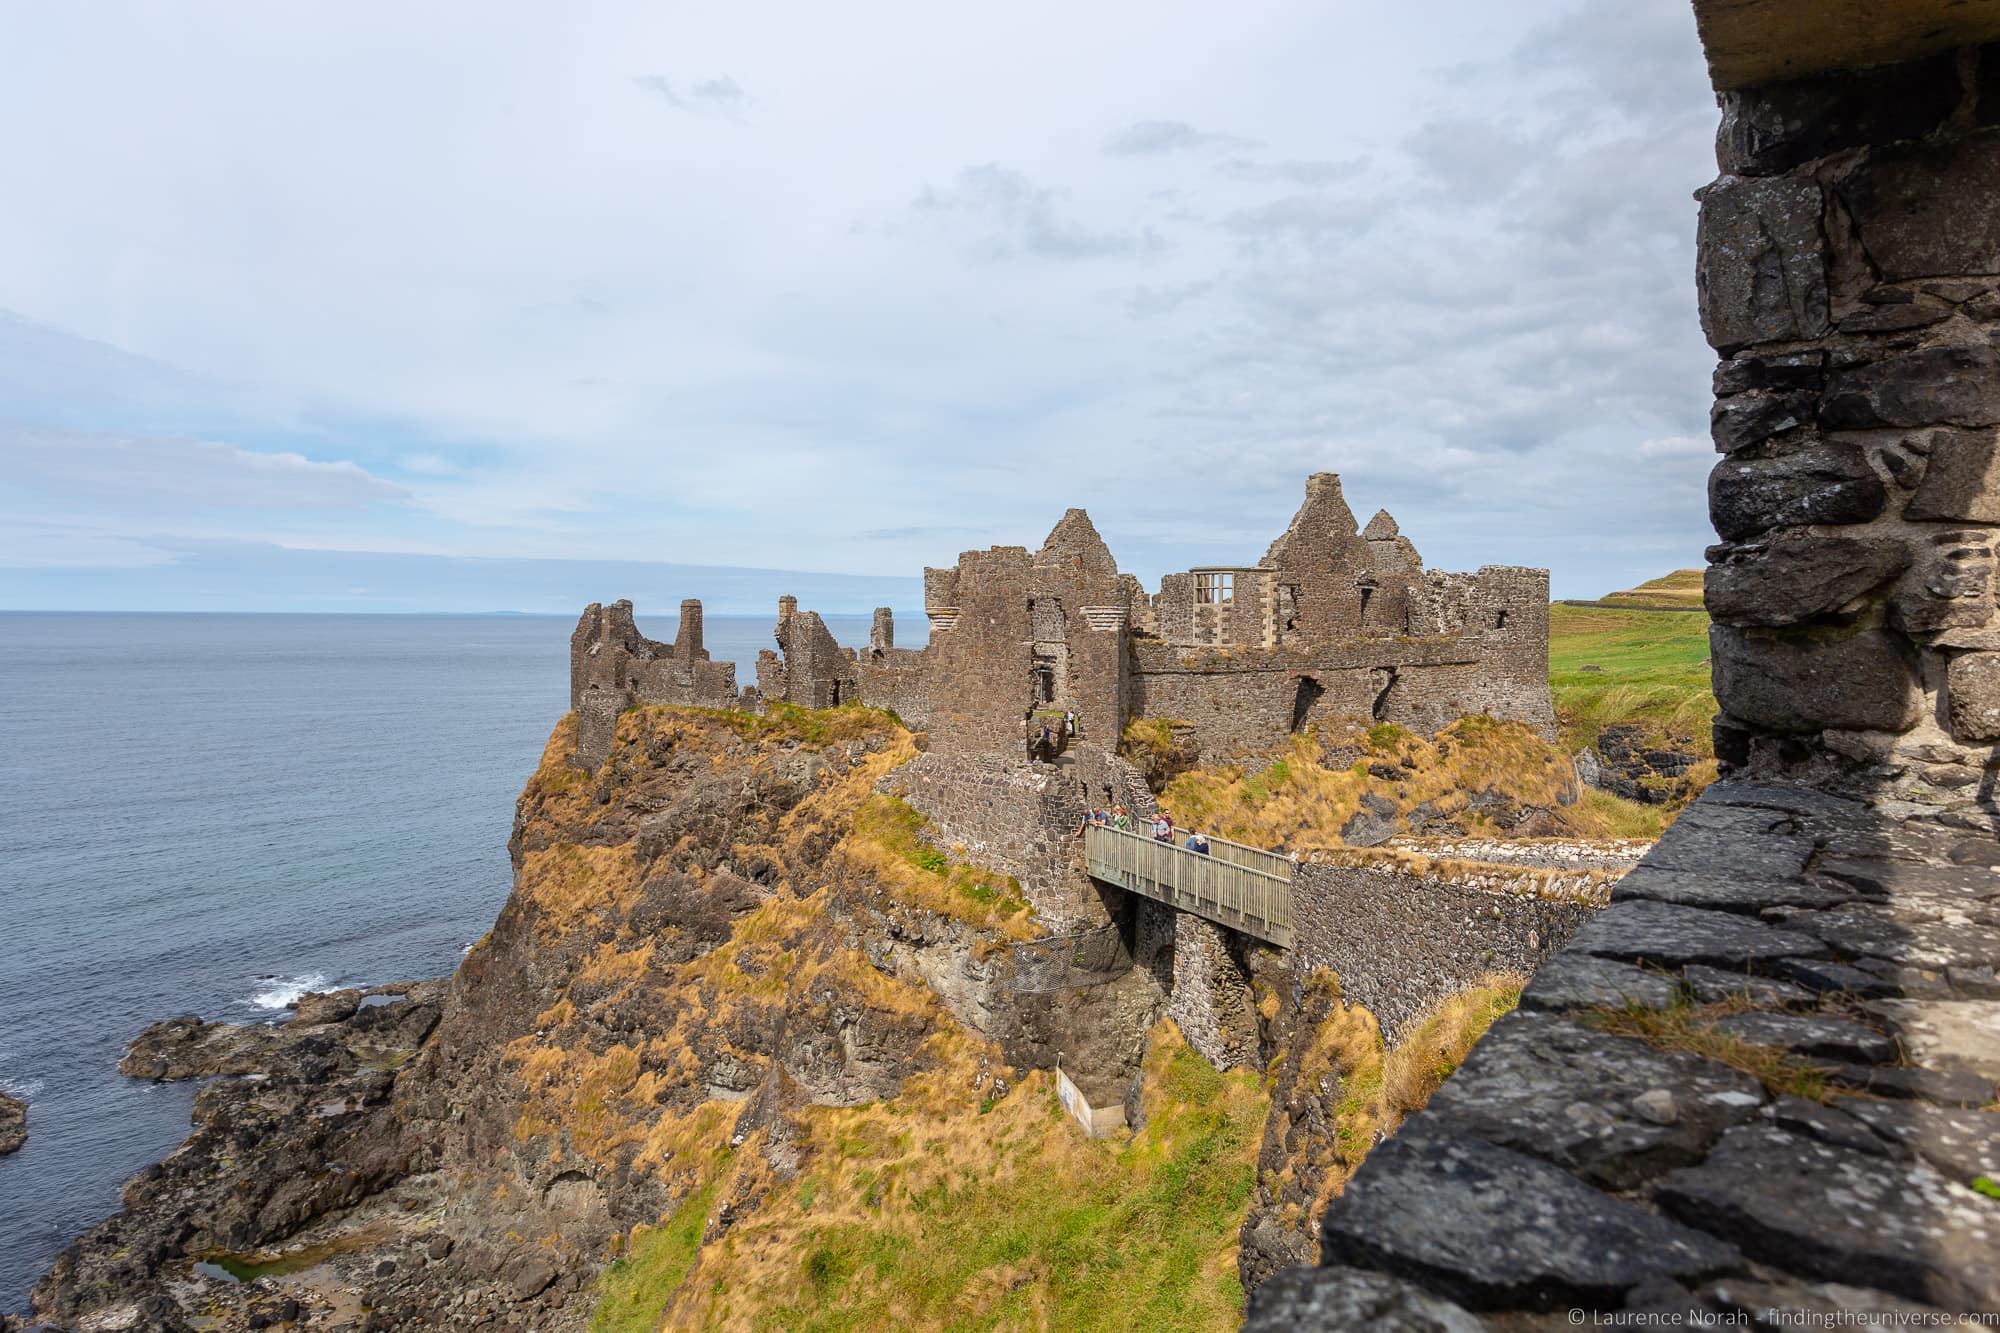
left=570, top=472, right=1552, bottom=777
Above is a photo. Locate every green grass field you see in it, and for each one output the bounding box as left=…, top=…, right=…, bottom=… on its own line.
left=1549, top=602, right=1716, bottom=758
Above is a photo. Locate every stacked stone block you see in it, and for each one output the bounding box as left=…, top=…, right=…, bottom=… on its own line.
left=1698, top=46, right=2000, bottom=807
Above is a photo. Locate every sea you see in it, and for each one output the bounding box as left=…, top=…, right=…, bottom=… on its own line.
left=0, top=610, right=908, bottom=1313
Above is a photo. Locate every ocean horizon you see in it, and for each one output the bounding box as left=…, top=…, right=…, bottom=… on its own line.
left=0, top=610, right=920, bottom=1312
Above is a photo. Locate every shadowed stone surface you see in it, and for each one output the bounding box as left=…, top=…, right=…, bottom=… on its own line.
left=1711, top=1011, right=1898, bottom=1063
left=1243, top=1266, right=1482, bottom=1333
left=1841, top=1098, right=2000, bottom=1182
left=1657, top=1125, right=2000, bottom=1309
left=1317, top=1122, right=1739, bottom=1312
left=1518, top=953, right=1680, bottom=1013
left=1611, top=864, right=1844, bottom=913
left=1423, top=1011, right=1766, bottom=1188
left=1682, top=964, right=1814, bottom=1006
left=1569, top=899, right=1826, bottom=968
left=1709, top=626, right=1921, bottom=734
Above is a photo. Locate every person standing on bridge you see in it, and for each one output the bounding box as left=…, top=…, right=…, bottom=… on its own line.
left=1186, top=831, right=1210, bottom=856
left=1152, top=812, right=1174, bottom=842
left=1111, top=806, right=1130, bottom=831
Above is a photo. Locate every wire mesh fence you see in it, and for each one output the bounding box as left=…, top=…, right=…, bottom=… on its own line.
left=1010, top=924, right=1133, bottom=993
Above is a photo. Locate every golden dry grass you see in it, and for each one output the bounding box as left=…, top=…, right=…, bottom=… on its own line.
left=1583, top=994, right=1831, bottom=1101
left=640, top=1020, right=1268, bottom=1333
left=1157, top=714, right=1670, bottom=847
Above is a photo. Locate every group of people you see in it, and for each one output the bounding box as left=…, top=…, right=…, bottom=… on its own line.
left=1080, top=805, right=1210, bottom=855
left=1027, top=709, right=1080, bottom=762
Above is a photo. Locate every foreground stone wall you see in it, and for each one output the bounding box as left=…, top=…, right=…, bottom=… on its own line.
left=1248, top=35, right=2000, bottom=1325
left=1251, top=780, right=2000, bottom=1324
left=1699, top=43, right=2000, bottom=808
left=1289, top=859, right=1595, bottom=1042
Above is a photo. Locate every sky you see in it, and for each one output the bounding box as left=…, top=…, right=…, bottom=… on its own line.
left=0, top=0, right=1723, bottom=613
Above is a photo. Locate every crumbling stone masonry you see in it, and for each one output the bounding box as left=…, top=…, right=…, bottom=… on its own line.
left=569, top=599, right=737, bottom=771
left=757, top=476, right=1552, bottom=768
left=1248, top=8, right=2000, bottom=1327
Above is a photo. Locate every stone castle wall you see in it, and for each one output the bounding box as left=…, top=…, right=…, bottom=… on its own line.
left=1697, top=43, right=2000, bottom=805
left=569, top=599, right=738, bottom=771
left=1288, top=859, right=1594, bottom=1042
left=881, top=748, right=1156, bottom=929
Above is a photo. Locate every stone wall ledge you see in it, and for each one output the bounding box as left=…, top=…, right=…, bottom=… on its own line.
left=1247, top=782, right=2000, bottom=1327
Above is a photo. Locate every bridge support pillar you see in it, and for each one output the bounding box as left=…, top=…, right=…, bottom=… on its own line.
left=1167, top=914, right=1260, bottom=1071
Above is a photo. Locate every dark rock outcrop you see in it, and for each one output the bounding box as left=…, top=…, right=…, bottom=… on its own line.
left=0, top=1091, right=24, bottom=1156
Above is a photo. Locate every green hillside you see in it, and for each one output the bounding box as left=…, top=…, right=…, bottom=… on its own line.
left=1549, top=602, right=1715, bottom=758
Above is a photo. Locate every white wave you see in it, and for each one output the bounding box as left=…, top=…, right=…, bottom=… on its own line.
left=246, top=972, right=330, bottom=1011
left=0, top=1075, right=44, bottom=1100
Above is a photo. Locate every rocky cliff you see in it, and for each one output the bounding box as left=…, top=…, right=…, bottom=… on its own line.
left=13, top=706, right=1246, bottom=1331
left=15, top=702, right=1634, bottom=1332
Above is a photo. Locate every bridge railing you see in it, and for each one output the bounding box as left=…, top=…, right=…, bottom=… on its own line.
left=1191, top=830, right=1295, bottom=882
left=1083, top=823, right=1294, bottom=948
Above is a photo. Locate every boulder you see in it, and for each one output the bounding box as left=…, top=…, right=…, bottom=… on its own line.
left=1657, top=1124, right=2000, bottom=1309
left=287, top=988, right=362, bottom=1028
left=1713, top=350, right=1824, bottom=398
left=1716, top=56, right=1961, bottom=176
left=1907, top=431, right=2000, bottom=523
left=1517, top=953, right=1680, bottom=1014
left=1710, top=626, right=1921, bottom=734
left=1891, top=532, right=1995, bottom=634
left=1696, top=175, right=1830, bottom=352
left=1709, top=390, right=1812, bottom=454
left=1710, top=1011, right=1898, bottom=1064
left=0, top=1090, right=24, bottom=1155
left=1708, top=444, right=1887, bottom=541
left=1243, top=1264, right=1483, bottom=1333
left=1567, top=898, right=1826, bottom=969
left=1704, top=534, right=1908, bottom=626
left=1422, top=1010, right=1765, bottom=1189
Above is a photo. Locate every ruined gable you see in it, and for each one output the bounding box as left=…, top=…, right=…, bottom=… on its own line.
left=568, top=598, right=738, bottom=770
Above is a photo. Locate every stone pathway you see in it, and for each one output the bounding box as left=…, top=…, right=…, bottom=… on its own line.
left=1247, top=781, right=2000, bottom=1326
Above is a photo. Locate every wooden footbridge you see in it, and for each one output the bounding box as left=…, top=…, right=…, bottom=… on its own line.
left=1082, top=824, right=1294, bottom=948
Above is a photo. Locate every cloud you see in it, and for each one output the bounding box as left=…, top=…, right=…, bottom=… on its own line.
left=1104, top=120, right=1255, bottom=156
left=0, top=0, right=1726, bottom=605
left=912, top=164, right=1153, bottom=261
left=3, top=421, right=408, bottom=508
left=1638, top=435, right=1709, bottom=458
left=1215, top=157, right=1369, bottom=187
left=633, top=74, right=753, bottom=121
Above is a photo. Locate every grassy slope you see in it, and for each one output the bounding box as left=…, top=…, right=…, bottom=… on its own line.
left=1549, top=602, right=1717, bottom=759
left=1588, top=568, right=1706, bottom=610
left=646, top=1023, right=1269, bottom=1333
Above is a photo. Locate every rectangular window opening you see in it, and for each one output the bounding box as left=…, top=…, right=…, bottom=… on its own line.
left=1195, top=572, right=1234, bottom=605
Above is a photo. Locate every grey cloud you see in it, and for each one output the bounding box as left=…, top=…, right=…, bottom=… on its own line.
left=1222, top=192, right=1380, bottom=250
left=1216, top=157, right=1369, bottom=187
left=634, top=74, right=753, bottom=120
left=913, top=164, right=1154, bottom=261
left=1105, top=120, right=1255, bottom=156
